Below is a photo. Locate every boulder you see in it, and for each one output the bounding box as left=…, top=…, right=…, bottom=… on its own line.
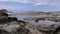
left=0, top=9, right=8, bottom=17
left=0, top=17, right=18, bottom=24
left=36, top=24, right=60, bottom=34
left=1, top=13, right=8, bottom=17
left=0, top=29, right=11, bottom=34
left=0, top=20, right=32, bottom=34
left=7, top=17, right=18, bottom=21
left=53, top=26, right=60, bottom=34
left=0, top=21, right=22, bottom=34
left=17, top=28, right=30, bottom=34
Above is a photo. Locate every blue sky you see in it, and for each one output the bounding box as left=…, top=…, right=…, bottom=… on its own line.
left=0, top=0, right=60, bottom=12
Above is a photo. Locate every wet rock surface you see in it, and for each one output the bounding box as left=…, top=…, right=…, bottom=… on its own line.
left=24, top=18, right=60, bottom=34
left=0, top=9, right=60, bottom=34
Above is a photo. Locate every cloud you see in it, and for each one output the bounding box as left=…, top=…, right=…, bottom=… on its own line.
left=33, top=3, right=50, bottom=6
left=0, top=0, right=60, bottom=6
left=32, top=0, right=60, bottom=6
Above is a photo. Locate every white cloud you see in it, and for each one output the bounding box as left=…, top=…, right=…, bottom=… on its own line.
left=32, top=0, right=60, bottom=6
left=0, top=0, right=60, bottom=6
left=33, top=3, right=50, bottom=6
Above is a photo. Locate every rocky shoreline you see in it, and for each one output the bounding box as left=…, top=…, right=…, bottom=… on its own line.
left=0, top=9, right=60, bottom=34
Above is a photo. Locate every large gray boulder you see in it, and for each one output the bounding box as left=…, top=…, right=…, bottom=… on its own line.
left=0, top=20, right=33, bottom=34
left=36, top=20, right=60, bottom=34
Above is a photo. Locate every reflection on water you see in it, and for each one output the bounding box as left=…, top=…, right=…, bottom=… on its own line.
left=9, top=15, right=33, bottom=20
left=8, top=13, right=60, bottom=26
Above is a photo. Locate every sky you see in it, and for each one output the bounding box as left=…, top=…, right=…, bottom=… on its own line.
left=0, top=0, right=60, bottom=12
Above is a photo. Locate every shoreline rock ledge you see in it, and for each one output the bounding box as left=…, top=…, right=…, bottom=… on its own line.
left=0, top=9, right=60, bottom=34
